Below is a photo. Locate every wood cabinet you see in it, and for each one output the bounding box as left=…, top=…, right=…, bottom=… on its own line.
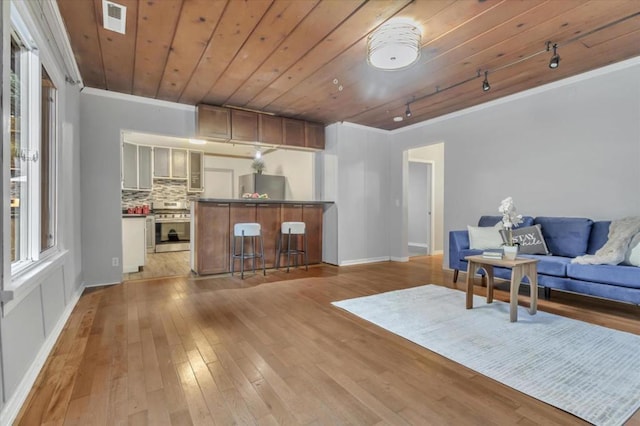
left=259, top=114, right=283, bottom=145
left=188, top=150, right=204, bottom=192
left=192, top=202, right=230, bottom=275
left=256, top=204, right=281, bottom=268
left=122, top=142, right=152, bottom=190
left=231, top=109, right=258, bottom=142
left=197, top=104, right=231, bottom=140
left=197, top=104, right=325, bottom=150
left=122, top=217, right=146, bottom=273
left=305, top=122, right=325, bottom=150
left=192, top=201, right=327, bottom=275
left=283, top=118, right=305, bottom=147
left=303, top=204, right=323, bottom=264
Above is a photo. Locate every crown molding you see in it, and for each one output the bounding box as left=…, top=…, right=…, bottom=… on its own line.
left=81, top=87, right=196, bottom=112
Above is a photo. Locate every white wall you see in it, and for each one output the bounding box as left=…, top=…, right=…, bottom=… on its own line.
left=80, top=90, right=195, bottom=285
left=203, top=149, right=313, bottom=200
left=409, top=143, right=445, bottom=253
left=389, top=57, right=640, bottom=267
left=321, top=123, right=391, bottom=265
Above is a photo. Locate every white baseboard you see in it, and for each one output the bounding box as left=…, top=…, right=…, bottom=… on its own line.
left=339, top=256, right=390, bottom=266
left=408, top=242, right=429, bottom=248
left=391, top=256, right=410, bottom=262
left=0, top=284, right=85, bottom=425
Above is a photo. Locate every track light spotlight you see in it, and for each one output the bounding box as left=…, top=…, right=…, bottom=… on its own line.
left=482, top=71, right=490, bottom=92
left=548, top=43, right=560, bottom=69
left=405, top=103, right=412, bottom=117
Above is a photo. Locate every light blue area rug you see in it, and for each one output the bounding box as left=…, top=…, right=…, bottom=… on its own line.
left=332, top=285, right=640, bottom=426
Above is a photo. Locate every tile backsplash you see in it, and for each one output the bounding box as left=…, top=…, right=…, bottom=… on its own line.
left=122, top=179, right=201, bottom=210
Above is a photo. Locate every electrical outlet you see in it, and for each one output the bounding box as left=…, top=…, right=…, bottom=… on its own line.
left=112, top=257, right=119, bottom=267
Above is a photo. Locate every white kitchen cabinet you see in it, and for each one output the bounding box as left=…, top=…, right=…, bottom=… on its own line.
left=153, top=147, right=187, bottom=180
left=122, top=142, right=153, bottom=190
left=172, top=149, right=188, bottom=179
left=187, top=150, right=204, bottom=192
left=153, top=147, right=171, bottom=178
left=123, top=217, right=146, bottom=273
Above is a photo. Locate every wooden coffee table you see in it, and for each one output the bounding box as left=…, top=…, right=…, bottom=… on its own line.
left=465, top=255, right=539, bottom=322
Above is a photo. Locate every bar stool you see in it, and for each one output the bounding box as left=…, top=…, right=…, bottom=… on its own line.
left=275, top=222, right=308, bottom=272
left=231, top=223, right=265, bottom=279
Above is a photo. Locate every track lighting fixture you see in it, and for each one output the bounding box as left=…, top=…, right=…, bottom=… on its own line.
left=548, top=42, right=560, bottom=69
left=482, top=71, right=490, bottom=92
left=405, top=103, right=412, bottom=117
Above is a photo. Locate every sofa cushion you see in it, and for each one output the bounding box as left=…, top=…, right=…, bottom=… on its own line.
left=467, top=223, right=503, bottom=249
left=588, top=221, right=611, bottom=254
left=623, top=232, right=640, bottom=267
left=534, top=217, right=593, bottom=258
left=519, top=254, right=571, bottom=277
left=500, top=225, right=550, bottom=255
left=567, top=263, right=640, bottom=289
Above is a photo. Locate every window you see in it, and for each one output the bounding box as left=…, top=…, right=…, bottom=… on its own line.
left=9, top=5, right=58, bottom=275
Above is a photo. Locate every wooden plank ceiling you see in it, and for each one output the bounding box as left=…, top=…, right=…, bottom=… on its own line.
left=57, top=0, right=640, bottom=130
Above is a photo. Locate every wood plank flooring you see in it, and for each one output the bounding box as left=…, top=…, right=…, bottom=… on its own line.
left=15, top=256, right=640, bottom=425
left=123, top=250, right=192, bottom=281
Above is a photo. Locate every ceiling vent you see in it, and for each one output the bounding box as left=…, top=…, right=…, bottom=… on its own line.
left=102, top=0, right=126, bottom=34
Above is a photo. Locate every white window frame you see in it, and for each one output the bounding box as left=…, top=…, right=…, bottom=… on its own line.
left=7, top=1, right=61, bottom=281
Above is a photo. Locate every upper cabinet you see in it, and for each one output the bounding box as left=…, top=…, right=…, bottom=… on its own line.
left=304, top=122, right=325, bottom=150
left=231, top=109, right=258, bottom=142
left=283, top=118, right=305, bottom=148
left=197, top=104, right=324, bottom=150
left=258, top=114, right=283, bottom=145
left=122, top=142, right=152, bottom=191
left=188, top=150, right=204, bottom=192
left=153, top=147, right=187, bottom=180
left=197, top=105, right=231, bottom=140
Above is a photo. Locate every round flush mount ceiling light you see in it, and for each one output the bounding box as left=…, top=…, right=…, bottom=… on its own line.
left=367, top=21, right=421, bottom=70
left=393, top=116, right=404, bottom=122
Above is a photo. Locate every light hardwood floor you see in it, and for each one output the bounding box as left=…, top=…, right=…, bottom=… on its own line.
left=16, top=256, right=640, bottom=425
left=123, top=250, right=192, bottom=281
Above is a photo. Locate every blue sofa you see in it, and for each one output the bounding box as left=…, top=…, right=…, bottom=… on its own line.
left=449, top=216, right=640, bottom=305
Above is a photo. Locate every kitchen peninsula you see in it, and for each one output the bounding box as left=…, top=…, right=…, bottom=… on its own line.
left=190, top=199, right=334, bottom=275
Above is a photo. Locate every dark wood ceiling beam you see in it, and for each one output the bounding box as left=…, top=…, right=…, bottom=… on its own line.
left=57, top=0, right=106, bottom=88
left=155, top=0, right=227, bottom=102
left=224, top=0, right=365, bottom=108
left=178, top=0, right=274, bottom=105
left=132, top=0, right=183, bottom=98
left=202, top=0, right=321, bottom=107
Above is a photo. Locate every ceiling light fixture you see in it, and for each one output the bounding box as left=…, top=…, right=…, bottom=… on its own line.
left=482, top=71, right=491, bottom=92
left=547, top=42, right=560, bottom=69
left=367, top=21, right=421, bottom=70
left=189, top=138, right=206, bottom=145
left=393, top=116, right=404, bottom=122
left=255, top=149, right=262, bottom=159
left=405, top=103, right=412, bottom=118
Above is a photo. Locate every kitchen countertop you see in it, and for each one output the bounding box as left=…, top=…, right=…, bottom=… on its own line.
left=195, top=199, right=334, bottom=205
left=122, top=214, right=151, bottom=218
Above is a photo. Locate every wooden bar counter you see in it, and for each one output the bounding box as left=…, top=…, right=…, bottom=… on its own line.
left=190, top=199, right=333, bottom=275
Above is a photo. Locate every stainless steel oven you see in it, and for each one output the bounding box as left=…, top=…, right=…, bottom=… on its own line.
left=153, top=201, right=191, bottom=253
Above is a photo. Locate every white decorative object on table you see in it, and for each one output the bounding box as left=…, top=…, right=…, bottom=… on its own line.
left=499, top=196, right=524, bottom=260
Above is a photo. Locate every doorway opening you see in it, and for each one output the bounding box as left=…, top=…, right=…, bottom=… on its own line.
left=406, top=143, right=444, bottom=258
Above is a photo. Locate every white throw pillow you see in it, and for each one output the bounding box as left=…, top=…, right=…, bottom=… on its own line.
left=623, top=232, right=640, bottom=267
left=468, top=223, right=503, bottom=250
